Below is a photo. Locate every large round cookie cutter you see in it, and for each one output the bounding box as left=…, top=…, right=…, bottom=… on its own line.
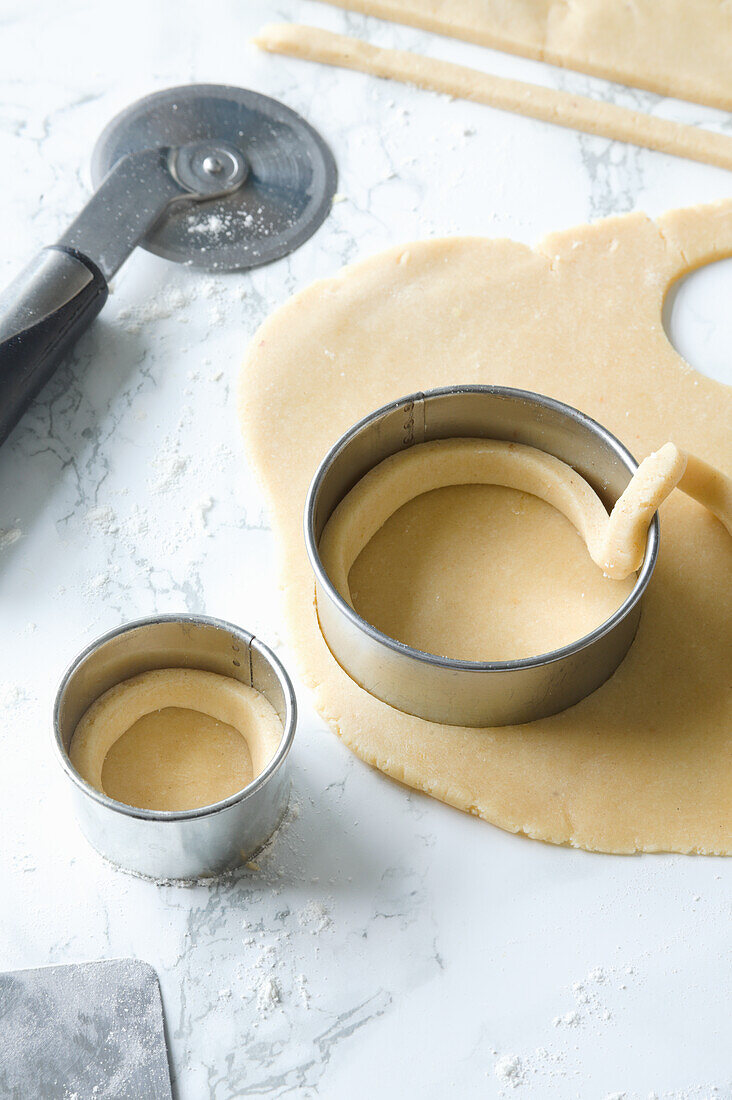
left=53, top=614, right=296, bottom=881
left=305, top=385, right=659, bottom=727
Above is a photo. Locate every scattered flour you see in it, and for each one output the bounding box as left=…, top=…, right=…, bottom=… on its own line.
left=297, top=899, right=332, bottom=934
left=187, top=213, right=226, bottom=238
left=492, top=1046, right=565, bottom=1091
left=295, top=973, right=310, bottom=1008
left=193, top=496, right=214, bottom=533
left=0, top=681, right=28, bottom=708
left=0, top=527, right=22, bottom=550
left=183, top=204, right=273, bottom=249
left=552, top=1009, right=580, bottom=1027
left=80, top=418, right=227, bottom=564
left=256, top=976, right=281, bottom=1014
left=494, top=1054, right=524, bottom=1087
left=84, top=506, right=119, bottom=536
left=116, top=285, right=191, bottom=333
left=493, top=963, right=659, bottom=1091
left=83, top=568, right=120, bottom=597
left=148, top=451, right=189, bottom=495
left=573, top=980, right=591, bottom=1004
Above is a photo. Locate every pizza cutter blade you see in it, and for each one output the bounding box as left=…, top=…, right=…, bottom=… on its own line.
left=0, top=83, right=337, bottom=447
left=91, top=84, right=337, bottom=272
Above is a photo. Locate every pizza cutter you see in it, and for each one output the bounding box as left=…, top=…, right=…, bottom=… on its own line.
left=0, top=84, right=337, bottom=446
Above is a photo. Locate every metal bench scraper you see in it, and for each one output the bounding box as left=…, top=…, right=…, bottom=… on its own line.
left=0, top=958, right=172, bottom=1099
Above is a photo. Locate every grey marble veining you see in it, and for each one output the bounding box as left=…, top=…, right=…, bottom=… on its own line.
left=0, top=1, right=730, bottom=1098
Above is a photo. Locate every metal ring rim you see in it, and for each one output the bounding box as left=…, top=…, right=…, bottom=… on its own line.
left=304, top=384, right=659, bottom=677
left=51, top=613, right=297, bottom=823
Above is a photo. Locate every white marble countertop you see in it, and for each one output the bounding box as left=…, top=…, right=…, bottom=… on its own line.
left=1, top=2, right=731, bottom=1097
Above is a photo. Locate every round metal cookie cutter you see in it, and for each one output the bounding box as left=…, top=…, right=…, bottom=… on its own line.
left=305, top=385, right=659, bottom=728
left=53, top=614, right=296, bottom=882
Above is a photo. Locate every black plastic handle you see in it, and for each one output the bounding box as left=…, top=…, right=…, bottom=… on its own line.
left=0, top=246, right=108, bottom=445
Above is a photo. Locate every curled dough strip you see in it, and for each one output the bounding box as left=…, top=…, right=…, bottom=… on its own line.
left=319, top=439, right=731, bottom=596
left=70, top=669, right=283, bottom=795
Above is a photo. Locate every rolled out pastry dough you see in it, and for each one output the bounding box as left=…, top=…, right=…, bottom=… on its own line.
left=314, top=0, right=732, bottom=111
left=70, top=669, right=282, bottom=811
left=239, top=200, right=732, bottom=854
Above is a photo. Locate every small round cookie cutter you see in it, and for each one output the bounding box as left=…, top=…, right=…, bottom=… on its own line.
left=53, top=614, right=296, bottom=881
left=305, top=385, right=659, bottom=727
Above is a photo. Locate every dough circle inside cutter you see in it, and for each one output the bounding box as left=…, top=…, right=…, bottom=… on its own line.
left=69, top=669, right=283, bottom=812
left=319, top=437, right=650, bottom=662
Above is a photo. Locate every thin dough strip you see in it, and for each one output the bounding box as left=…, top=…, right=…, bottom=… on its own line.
left=253, top=24, right=732, bottom=173
left=678, top=452, right=732, bottom=537
left=606, top=445, right=732, bottom=572
left=320, top=439, right=730, bottom=597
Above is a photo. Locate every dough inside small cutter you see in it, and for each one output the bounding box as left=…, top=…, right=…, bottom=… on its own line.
left=69, top=669, right=283, bottom=812
left=319, top=437, right=722, bottom=662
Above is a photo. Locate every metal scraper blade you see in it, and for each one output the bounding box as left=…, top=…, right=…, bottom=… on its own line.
left=0, top=959, right=172, bottom=1099
left=91, top=84, right=338, bottom=272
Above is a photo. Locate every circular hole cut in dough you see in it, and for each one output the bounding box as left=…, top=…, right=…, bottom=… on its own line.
left=663, top=257, right=732, bottom=385
left=319, top=438, right=640, bottom=662
left=69, top=668, right=283, bottom=813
